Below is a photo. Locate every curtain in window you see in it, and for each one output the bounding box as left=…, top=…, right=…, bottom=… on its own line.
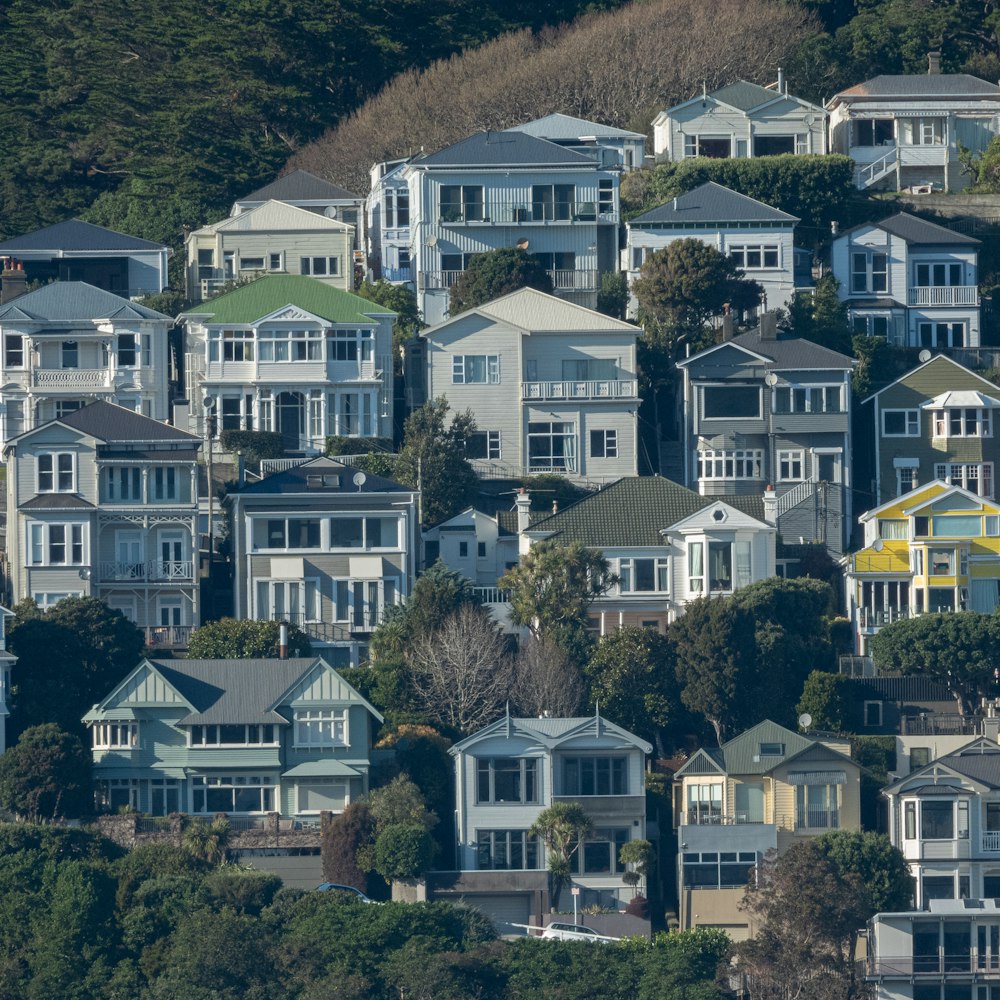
left=735, top=541, right=752, bottom=589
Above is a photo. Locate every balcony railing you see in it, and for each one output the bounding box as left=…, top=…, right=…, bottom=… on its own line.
left=473, top=587, right=512, bottom=604
left=793, top=809, right=839, bottom=831
left=143, top=625, right=193, bottom=649
left=438, top=200, right=618, bottom=225
left=550, top=269, right=598, bottom=291
left=683, top=812, right=768, bottom=826
left=868, top=955, right=1000, bottom=978
left=984, top=830, right=1000, bottom=851
left=902, top=714, right=980, bottom=736
left=521, top=379, right=637, bottom=401
left=276, top=610, right=387, bottom=640
left=99, top=560, right=194, bottom=582
left=32, top=369, right=112, bottom=390
left=380, top=266, right=412, bottom=282
left=907, top=286, right=980, bottom=306
left=858, top=608, right=911, bottom=629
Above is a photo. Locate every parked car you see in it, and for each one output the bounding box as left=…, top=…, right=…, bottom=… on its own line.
left=540, top=922, right=616, bottom=943
left=316, top=882, right=377, bottom=903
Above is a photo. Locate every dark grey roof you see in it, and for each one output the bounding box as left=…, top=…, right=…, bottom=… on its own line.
left=725, top=329, right=856, bottom=369
left=0, top=218, right=167, bottom=253
left=834, top=74, right=1000, bottom=100
left=0, top=282, right=170, bottom=322
left=630, top=182, right=797, bottom=226
left=848, top=676, right=955, bottom=703
left=236, top=169, right=360, bottom=204
left=98, top=448, right=200, bottom=462
left=710, top=80, right=784, bottom=112
left=416, top=131, right=596, bottom=168
left=877, top=212, right=981, bottom=246
left=234, top=456, right=411, bottom=496
left=151, top=658, right=320, bottom=725
left=496, top=510, right=520, bottom=536
left=938, top=749, right=1000, bottom=788
left=18, top=494, right=95, bottom=511
left=57, top=402, right=198, bottom=443
left=507, top=113, right=645, bottom=141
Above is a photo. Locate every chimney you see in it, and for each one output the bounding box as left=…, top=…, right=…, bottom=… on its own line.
left=777, top=68, right=784, bottom=94
left=515, top=488, right=532, bottom=534
left=760, top=311, right=778, bottom=340
left=552, top=500, right=558, bottom=515
left=721, top=311, right=734, bottom=342
left=1, top=259, right=27, bottom=304
left=278, top=620, right=289, bottom=660
left=928, top=50, right=941, bottom=75
left=762, top=485, right=777, bottom=526
left=831, top=220, right=839, bottom=237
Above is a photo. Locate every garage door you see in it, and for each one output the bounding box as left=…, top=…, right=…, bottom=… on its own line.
left=468, top=893, right=531, bottom=934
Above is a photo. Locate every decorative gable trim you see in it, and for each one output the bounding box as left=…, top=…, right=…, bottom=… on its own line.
left=272, top=658, right=384, bottom=722
left=86, top=659, right=193, bottom=717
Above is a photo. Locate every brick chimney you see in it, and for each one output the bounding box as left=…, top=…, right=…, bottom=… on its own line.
left=928, top=50, right=941, bottom=75
left=1, top=259, right=27, bottom=304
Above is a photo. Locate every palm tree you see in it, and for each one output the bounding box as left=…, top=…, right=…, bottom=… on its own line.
left=182, top=816, right=230, bottom=865
left=528, top=802, right=593, bottom=911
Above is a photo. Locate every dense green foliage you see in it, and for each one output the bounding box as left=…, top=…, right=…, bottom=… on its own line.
left=218, top=430, right=285, bottom=462
left=796, top=670, right=855, bottom=733
left=0, top=725, right=92, bottom=820
left=374, top=823, right=436, bottom=881
left=186, top=618, right=312, bottom=659
left=787, top=275, right=853, bottom=355
left=449, top=248, right=554, bottom=314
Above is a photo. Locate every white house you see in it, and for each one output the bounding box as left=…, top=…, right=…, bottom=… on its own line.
left=366, top=158, right=413, bottom=285
left=423, top=505, right=522, bottom=589
left=506, top=113, right=647, bottom=172
left=420, top=287, right=640, bottom=482
left=0, top=280, right=172, bottom=447
left=624, top=182, right=800, bottom=315
left=831, top=213, right=981, bottom=348
left=652, top=73, right=827, bottom=162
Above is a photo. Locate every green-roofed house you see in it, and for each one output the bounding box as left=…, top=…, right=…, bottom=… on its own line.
left=651, top=72, right=827, bottom=162
left=179, top=275, right=395, bottom=451
left=83, top=654, right=383, bottom=823
left=673, top=720, right=862, bottom=938
left=523, top=476, right=776, bottom=634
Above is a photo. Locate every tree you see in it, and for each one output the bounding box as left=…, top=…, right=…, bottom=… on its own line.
left=501, top=539, right=617, bottom=665
left=511, top=637, right=586, bottom=718
left=852, top=333, right=896, bottom=399
left=596, top=271, right=629, bottom=319
left=796, top=671, right=854, bottom=733
left=408, top=604, right=515, bottom=734
left=618, top=839, right=655, bottom=898
left=584, top=627, right=683, bottom=754
left=787, top=275, right=852, bottom=355
left=186, top=618, right=311, bottom=659
left=374, top=823, right=435, bottom=882
left=356, top=279, right=423, bottom=369
left=394, top=398, right=481, bottom=527
left=528, top=802, right=593, bottom=910
left=0, top=724, right=92, bottom=820
left=321, top=802, right=376, bottom=892
left=181, top=817, right=230, bottom=865
left=367, top=774, right=438, bottom=833
left=813, top=830, right=913, bottom=916
left=448, top=247, right=553, bottom=314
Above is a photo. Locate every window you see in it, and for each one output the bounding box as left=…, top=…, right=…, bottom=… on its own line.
left=294, top=709, right=347, bottom=747
left=561, top=358, right=616, bottom=381
left=197, top=248, right=214, bottom=279
left=590, top=429, right=618, bottom=459
left=459, top=541, right=469, bottom=558
left=257, top=518, right=322, bottom=549
left=759, top=742, right=785, bottom=756
left=933, top=409, right=992, bottom=438
left=932, top=514, right=983, bottom=537
left=778, top=450, right=804, bottom=481
left=467, top=431, right=501, bottom=460
left=102, top=466, right=142, bottom=502
left=221, top=329, right=254, bottom=361
left=151, top=467, right=180, bottom=502
left=922, top=800, right=956, bottom=840
left=730, top=244, right=780, bottom=269
left=688, top=541, right=705, bottom=594
left=563, top=757, right=628, bottom=795
left=476, top=758, right=538, bottom=804
left=191, top=775, right=275, bottom=814
left=190, top=724, right=276, bottom=746
left=598, top=179, right=614, bottom=216
left=683, top=850, right=759, bottom=888
left=476, top=830, right=540, bottom=870
left=915, top=262, right=964, bottom=287
left=709, top=540, right=735, bottom=592
left=574, top=828, right=629, bottom=875
left=117, top=334, right=137, bottom=366
left=920, top=322, right=966, bottom=349
left=851, top=251, right=888, bottom=293
left=619, top=557, right=668, bottom=594
left=477, top=542, right=486, bottom=558
left=879, top=519, right=908, bottom=540
left=883, top=409, right=920, bottom=436
left=440, top=185, right=485, bottom=222
left=239, top=256, right=266, bottom=272
left=92, top=722, right=139, bottom=749
left=905, top=800, right=918, bottom=838
left=326, top=329, right=373, bottom=362
left=37, top=452, right=75, bottom=492
left=29, top=523, right=85, bottom=566
left=300, top=256, right=340, bottom=276
left=702, top=385, right=761, bottom=419
left=864, top=701, right=883, bottom=727
left=4, top=334, right=23, bottom=368
left=268, top=253, right=282, bottom=271
left=929, top=548, right=956, bottom=575
left=258, top=327, right=324, bottom=361
left=898, top=466, right=919, bottom=495
left=687, top=783, right=723, bottom=824
left=773, top=385, right=843, bottom=414
left=936, top=463, right=994, bottom=497
left=696, top=449, right=763, bottom=481
left=683, top=135, right=731, bottom=158
left=328, top=516, right=399, bottom=549
left=452, top=355, right=500, bottom=384
left=795, top=784, right=839, bottom=830
left=62, top=341, right=78, bottom=369
left=531, top=183, right=575, bottom=221
left=296, top=779, right=347, bottom=814
left=528, top=421, right=576, bottom=472
left=31, top=591, right=81, bottom=611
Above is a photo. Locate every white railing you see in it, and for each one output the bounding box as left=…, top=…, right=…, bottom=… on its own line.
left=438, top=200, right=618, bottom=225
left=856, top=148, right=898, bottom=189
left=260, top=458, right=311, bottom=476
left=422, top=271, right=463, bottom=290
left=984, top=831, right=1000, bottom=852
left=32, top=369, right=111, bottom=389
left=775, top=481, right=815, bottom=516
left=144, top=625, right=193, bottom=649
left=521, top=379, right=637, bottom=401
left=99, top=560, right=194, bottom=582
left=907, top=286, right=979, bottom=306
left=474, top=587, right=512, bottom=604
left=858, top=608, right=911, bottom=629
left=550, top=269, right=599, bottom=291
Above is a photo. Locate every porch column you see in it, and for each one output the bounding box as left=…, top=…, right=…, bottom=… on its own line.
left=893, top=118, right=901, bottom=191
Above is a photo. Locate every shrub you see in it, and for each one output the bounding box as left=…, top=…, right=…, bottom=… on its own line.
left=374, top=823, right=435, bottom=881
left=219, top=430, right=285, bottom=462
left=325, top=436, right=394, bottom=457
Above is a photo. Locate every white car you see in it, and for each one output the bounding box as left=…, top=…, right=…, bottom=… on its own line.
left=539, top=922, right=615, bottom=943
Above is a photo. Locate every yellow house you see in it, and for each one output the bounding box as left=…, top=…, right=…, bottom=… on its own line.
left=847, top=480, right=1000, bottom=653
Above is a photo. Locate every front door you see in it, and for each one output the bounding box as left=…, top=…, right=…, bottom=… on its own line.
left=276, top=392, right=304, bottom=450
left=158, top=531, right=185, bottom=579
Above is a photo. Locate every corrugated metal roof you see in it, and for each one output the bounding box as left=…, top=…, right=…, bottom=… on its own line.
left=415, top=131, right=596, bottom=167
left=508, top=113, right=644, bottom=141
left=58, top=401, right=198, bottom=443
left=236, top=169, right=360, bottom=204
left=937, top=749, right=1000, bottom=788
left=726, top=328, right=856, bottom=369
left=0, top=282, right=170, bottom=322
left=233, top=456, right=411, bottom=496
left=877, top=213, right=981, bottom=246
left=98, top=448, right=200, bottom=462
left=710, top=80, right=783, bottom=112
left=834, top=74, right=1000, bottom=100
left=184, top=275, right=395, bottom=325
left=629, top=182, right=797, bottom=226
left=849, top=676, right=954, bottom=702
left=194, top=200, right=354, bottom=236
left=713, top=720, right=819, bottom=775
left=0, top=218, right=168, bottom=253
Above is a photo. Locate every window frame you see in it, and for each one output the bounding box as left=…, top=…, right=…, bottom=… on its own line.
left=777, top=449, right=805, bottom=482
left=37, top=452, right=76, bottom=493
left=589, top=428, right=618, bottom=459
left=293, top=708, right=348, bottom=749
left=882, top=409, right=920, bottom=437
left=451, top=354, right=500, bottom=385
left=476, top=757, right=539, bottom=805
left=300, top=256, right=341, bottom=277
left=618, top=556, right=669, bottom=595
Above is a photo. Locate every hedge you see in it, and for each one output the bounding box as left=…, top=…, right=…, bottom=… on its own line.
left=325, top=436, right=394, bottom=457
left=219, top=430, right=285, bottom=462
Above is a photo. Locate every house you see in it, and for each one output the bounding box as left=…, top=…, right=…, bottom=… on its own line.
left=827, top=58, right=1000, bottom=191
left=184, top=201, right=355, bottom=302
left=441, top=710, right=652, bottom=927
left=3, top=401, right=202, bottom=647
left=677, top=317, right=856, bottom=554
left=652, top=72, right=827, bottom=162
left=506, top=113, right=647, bottom=171
left=423, top=504, right=523, bottom=588
left=402, top=130, right=621, bottom=324
left=831, top=214, right=981, bottom=348
left=521, top=476, right=776, bottom=633
left=673, top=720, right=862, bottom=940
left=0, top=280, right=172, bottom=447
left=225, top=456, right=418, bottom=668
left=882, top=736, right=1000, bottom=908
left=845, top=481, right=1000, bottom=653
left=867, top=898, right=1000, bottom=999
left=624, top=182, right=801, bottom=315
left=863, top=354, right=1000, bottom=507
left=179, top=275, right=395, bottom=451
left=230, top=169, right=364, bottom=252
left=366, top=158, right=413, bottom=285
left=419, top=287, right=640, bottom=482
left=0, top=219, right=170, bottom=299
left=0, top=608, right=17, bottom=753
left=82, top=654, right=383, bottom=820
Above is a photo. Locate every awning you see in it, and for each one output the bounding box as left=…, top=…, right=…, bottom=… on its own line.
left=893, top=457, right=920, bottom=469
left=281, top=760, right=364, bottom=778
left=349, top=555, right=388, bottom=580
left=922, top=390, right=1000, bottom=409
left=787, top=770, right=847, bottom=785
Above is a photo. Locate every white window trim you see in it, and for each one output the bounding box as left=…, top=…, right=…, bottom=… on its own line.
left=293, top=708, right=349, bottom=749
left=27, top=521, right=88, bottom=566
left=618, top=555, right=670, bottom=595
left=92, top=721, right=140, bottom=749
left=882, top=409, right=920, bottom=437
left=452, top=354, right=501, bottom=385
left=37, top=451, right=77, bottom=493
left=777, top=449, right=805, bottom=482
left=295, top=777, right=350, bottom=816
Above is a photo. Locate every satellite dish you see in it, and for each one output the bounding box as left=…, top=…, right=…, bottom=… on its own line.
left=804, top=114, right=816, bottom=126
left=324, top=206, right=339, bottom=219
left=203, top=397, right=216, bottom=410
left=919, top=349, right=933, bottom=362
left=353, top=472, right=367, bottom=491
left=798, top=713, right=813, bottom=730
left=872, top=537, right=884, bottom=552
left=764, top=372, right=779, bottom=386
left=425, top=236, right=438, bottom=248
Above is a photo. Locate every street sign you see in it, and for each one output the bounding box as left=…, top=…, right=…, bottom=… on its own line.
left=570, top=887, right=580, bottom=896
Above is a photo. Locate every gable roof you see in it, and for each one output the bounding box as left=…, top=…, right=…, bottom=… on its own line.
left=859, top=479, right=996, bottom=522
left=629, top=182, right=797, bottom=226
left=507, top=113, right=645, bottom=141
left=526, top=476, right=766, bottom=547
left=680, top=327, right=855, bottom=371
left=59, top=401, right=198, bottom=443
left=450, top=710, right=652, bottom=755
left=0, top=218, right=168, bottom=253
left=231, top=456, right=411, bottom=496
left=182, top=275, right=394, bottom=325
left=414, top=130, right=597, bottom=168
left=0, top=282, right=170, bottom=323
left=843, top=212, right=980, bottom=247
left=235, top=169, right=360, bottom=204
left=886, top=738, right=1000, bottom=793
left=709, top=80, right=787, bottom=112
left=862, top=353, right=1000, bottom=404
left=194, top=201, right=354, bottom=235
left=833, top=74, right=1000, bottom=101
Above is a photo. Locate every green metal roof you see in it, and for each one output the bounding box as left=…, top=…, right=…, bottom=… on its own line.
left=185, top=275, right=396, bottom=326
left=528, top=476, right=766, bottom=547
left=713, top=720, right=815, bottom=775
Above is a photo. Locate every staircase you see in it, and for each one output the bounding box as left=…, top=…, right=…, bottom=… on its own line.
left=776, top=480, right=815, bottom=516
left=855, top=148, right=898, bottom=189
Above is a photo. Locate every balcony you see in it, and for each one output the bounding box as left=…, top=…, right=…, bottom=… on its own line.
left=868, top=955, right=1000, bottom=978
left=438, top=199, right=618, bottom=226
left=858, top=608, right=911, bottom=630
left=907, top=286, right=979, bottom=307
left=32, top=369, right=112, bottom=391
left=550, top=269, right=598, bottom=291
left=99, top=560, right=195, bottom=583
left=681, top=812, right=767, bottom=826
left=380, top=266, right=412, bottom=283
left=521, top=379, right=637, bottom=401
left=552, top=794, right=647, bottom=815
left=902, top=714, right=980, bottom=736
left=143, top=625, right=193, bottom=650
left=473, top=587, right=511, bottom=605
left=984, top=830, right=1000, bottom=851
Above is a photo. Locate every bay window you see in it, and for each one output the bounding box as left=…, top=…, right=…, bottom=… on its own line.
left=688, top=542, right=705, bottom=594
left=257, top=327, right=324, bottom=361
left=92, top=722, right=139, bottom=749
left=936, top=462, right=994, bottom=497
left=326, top=329, right=374, bottom=362
left=28, top=522, right=85, bottom=566
left=38, top=452, right=75, bottom=493
left=191, top=775, right=275, bottom=814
